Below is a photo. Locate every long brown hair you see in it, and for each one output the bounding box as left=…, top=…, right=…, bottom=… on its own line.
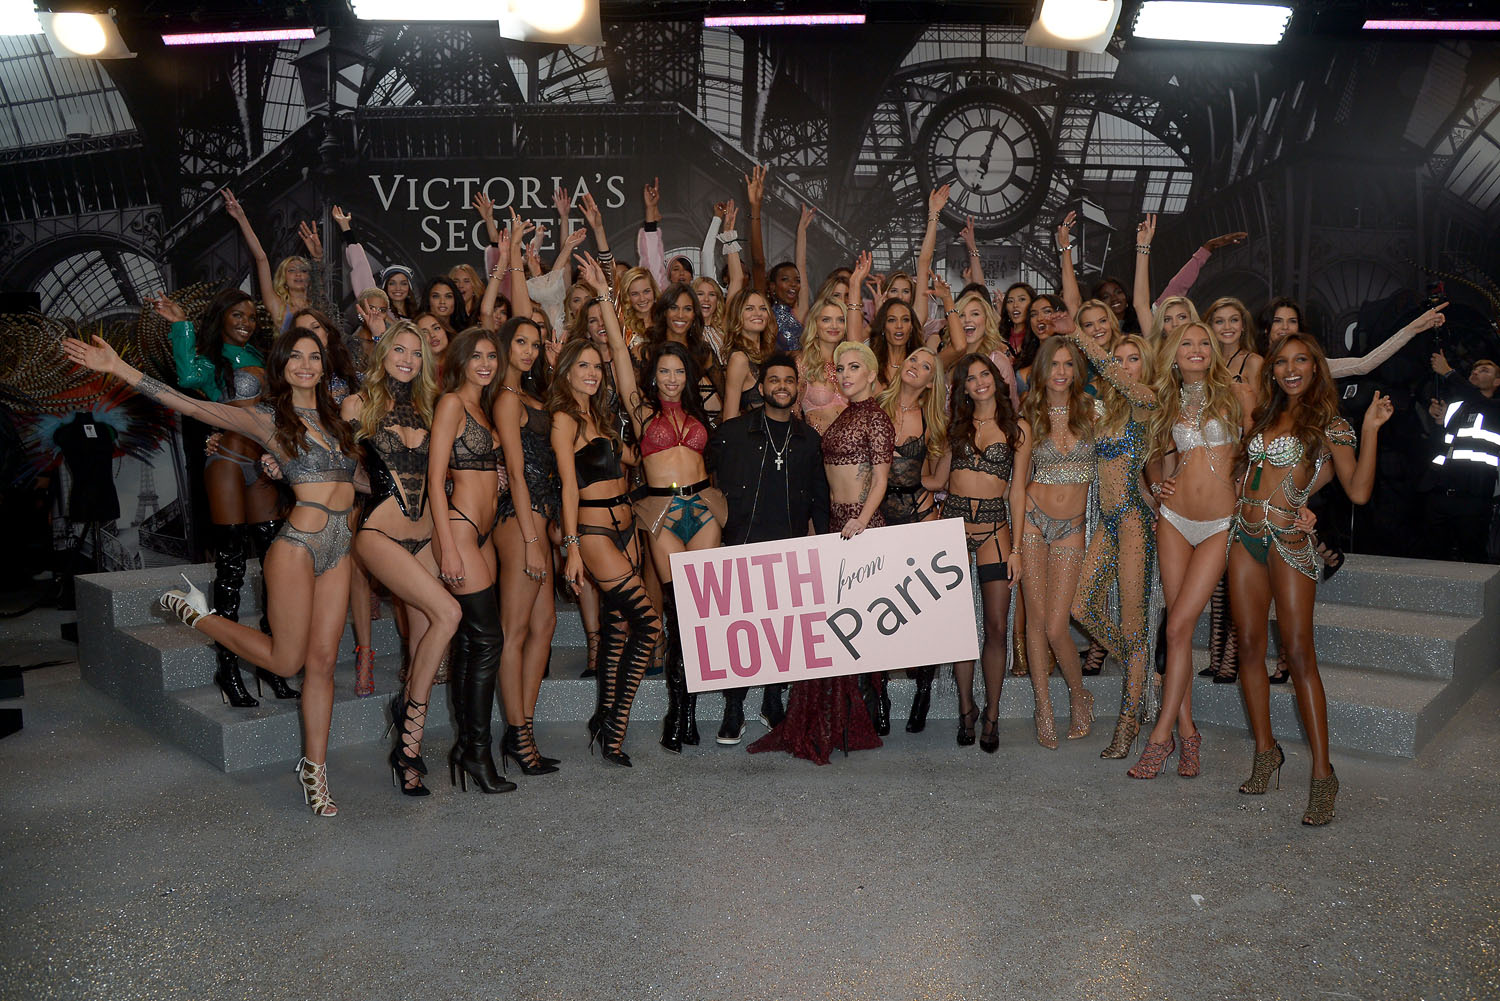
left=547, top=338, right=621, bottom=453
left=1247, top=333, right=1342, bottom=464
left=1022, top=335, right=1092, bottom=439
left=949, top=353, right=1024, bottom=461
left=1206, top=296, right=1259, bottom=355
left=724, top=288, right=775, bottom=363
left=263, top=330, right=361, bottom=461
left=438, top=326, right=502, bottom=416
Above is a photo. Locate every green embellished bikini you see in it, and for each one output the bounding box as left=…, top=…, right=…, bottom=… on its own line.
left=1230, top=418, right=1356, bottom=580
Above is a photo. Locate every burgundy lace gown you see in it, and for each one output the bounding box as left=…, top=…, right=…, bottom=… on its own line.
left=749, top=397, right=895, bottom=764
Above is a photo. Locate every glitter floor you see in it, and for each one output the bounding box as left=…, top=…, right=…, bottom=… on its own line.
left=1, top=608, right=1496, bottom=1001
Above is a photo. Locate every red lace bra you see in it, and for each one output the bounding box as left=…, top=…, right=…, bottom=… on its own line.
left=640, top=400, right=708, bottom=457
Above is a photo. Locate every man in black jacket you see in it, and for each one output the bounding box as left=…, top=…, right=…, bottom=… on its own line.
left=1422, top=351, right=1500, bottom=562
left=706, top=352, right=831, bottom=742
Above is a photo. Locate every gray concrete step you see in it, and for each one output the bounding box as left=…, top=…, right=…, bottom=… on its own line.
left=1314, top=554, right=1499, bottom=617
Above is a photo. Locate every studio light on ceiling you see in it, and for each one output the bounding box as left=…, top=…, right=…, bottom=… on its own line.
left=703, top=14, right=867, bottom=27
left=1133, top=2, right=1293, bottom=45
left=350, top=0, right=496, bottom=19
left=499, top=0, right=602, bottom=44
left=1362, top=19, right=1500, bottom=32
left=1023, top=1, right=1123, bottom=53
left=0, top=0, right=42, bottom=35
left=162, top=28, right=317, bottom=47
left=39, top=11, right=134, bottom=58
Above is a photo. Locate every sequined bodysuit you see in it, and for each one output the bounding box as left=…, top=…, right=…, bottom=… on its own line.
left=1232, top=419, right=1357, bottom=580
left=820, top=396, right=895, bottom=532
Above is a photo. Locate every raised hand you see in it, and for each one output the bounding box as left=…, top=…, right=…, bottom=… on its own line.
left=574, top=253, right=610, bottom=296
left=61, top=334, right=121, bottom=375
left=331, top=205, right=353, bottom=232
left=850, top=250, right=873, bottom=289
left=507, top=206, right=535, bottom=246
left=1056, top=210, right=1076, bottom=251
left=1049, top=309, right=1076, bottom=336
left=472, top=191, right=496, bottom=225
left=1431, top=350, right=1452, bottom=376
left=221, top=188, right=245, bottom=221
left=149, top=293, right=187, bottom=324
left=745, top=164, right=767, bottom=207
left=1413, top=301, right=1449, bottom=333
left=798, top=203, right=816, bottom=230
left=297, top=220, right=323, bottom=260
left=723, top=201, right=738, bottom=232
left=928, top=183, right=951, bottom=218
left=553, top=185, right=572, bottom=220
left=1203, top=231, right=1248, bottom=253
left=960, top=216, right=978, bottom=253
left=1136, top=214, right=1157, bottom=248
left=560, top=226, right=588, bottom=253
left=642, top=177, right=661, bottom=215
left=1364, top=390, right=1395, bottom=430
left=929, top=272, right=954, bottom=308
left=579, top=191, right=603, bottom=230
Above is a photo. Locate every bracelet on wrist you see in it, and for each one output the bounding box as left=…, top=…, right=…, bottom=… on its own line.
left=524, top=535, right=539, bottom=545
left=562, top=534, right=580, bottom=551
left=945, top=307, right=960, bottom=316
left=1135, top=245, right=1152, bottom=255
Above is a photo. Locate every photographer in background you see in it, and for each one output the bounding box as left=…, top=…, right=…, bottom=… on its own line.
left=1420, top=351, right=1500, bottom=563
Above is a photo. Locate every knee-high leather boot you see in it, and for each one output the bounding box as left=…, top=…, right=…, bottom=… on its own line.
left=210, top=524, right=257, bottom=707
left=660, top=584, right=696, bottom=750
left=450, top=590, right=515, bottom=794
left=906, top=665, right=936, bottom=733
left=601, top=578, right=658, bottom=767
left=247, top=519, right=298, bottom=700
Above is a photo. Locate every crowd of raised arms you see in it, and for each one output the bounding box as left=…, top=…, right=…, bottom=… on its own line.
left=62, top=167, right=1450, bottom=828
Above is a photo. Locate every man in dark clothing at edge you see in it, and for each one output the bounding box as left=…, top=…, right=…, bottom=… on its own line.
left=1423, top=350, right=1500, bottom=562
left=706, top=352, right=831, bottom=743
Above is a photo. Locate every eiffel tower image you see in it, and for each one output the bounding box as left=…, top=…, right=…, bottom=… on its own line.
left=133, top=463, right=160, bottom=527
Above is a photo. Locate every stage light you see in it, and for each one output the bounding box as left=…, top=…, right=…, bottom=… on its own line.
left=38, top=11, right=134, bottom=58
left=1023, top=1, right=1122, bottom=53
left=1362, top=19, right=1500, bottom=32
left=0, top=1, right=42, bottom=35
left=162, top=28, right=318, bottom=46
left=499, top=0, right=602, bottom=44
left=350, top=0, right=496, bottom=19
left=1132, top=2, right=1292, bottom=45
left=703, top=14, right=867, bottom=27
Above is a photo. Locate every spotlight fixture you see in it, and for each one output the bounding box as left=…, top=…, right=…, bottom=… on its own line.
left=0, top=0, right=41, bottom=35
left=38, top=10, right=134, bottom=58
left=1132, top=2, right=1293, bottom=45
left=703, top=14, right=866, bottom=27
left=1362, top=19, right=1500, bottom=32
left=163, top=27, right=318, bottom=47
left=499, top=0, right=603, bottom=44
left=1023, top=0, right=1123, bottom=53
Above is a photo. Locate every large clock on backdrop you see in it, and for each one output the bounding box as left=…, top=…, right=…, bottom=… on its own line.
left=915, top=86, right=1054, bottom=238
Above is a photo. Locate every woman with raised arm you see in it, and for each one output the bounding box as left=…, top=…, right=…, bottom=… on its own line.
left=1018, top=335, right=1098, bottom=748
left=869, top=298, right=919, bottom=391
left=426, top=326, right=517, bottom=796
left=221, top=189, right=328, bottom=334
left=154, top=289, right=292, bottom=707
left=939, top=354, right=1031, bottom=751
left=952, top=290, right=1022, bottom=409
left=720, top=289, right=777, bottom=421
left=1130, top=215, right=1247, bottom=335
left=450, top=264, right=485, bottom=321
left=750, top=340, right=894, bottom=764
left=551, top=331, right=660, bottom=767
left=999, top=282, right=1040, bottom=371
left=592, top=254, right=725, bottom=754
left=1230, top=334, right=1394, bottom=825
left=642, top=282, right=724, bottom=427
left=340, top=321, right=460, bottom=796
left=491, top=317, right=562, bottom=776
left=1061, top=303, right=1162, bottom=758
left=1125, top=321, right=1255, bottom=779
left=63, top=328, right=361, bottom=816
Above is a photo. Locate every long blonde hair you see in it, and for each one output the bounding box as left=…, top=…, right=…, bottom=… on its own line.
left=693, top=276, right=727, bottom=332
left=272, top=255, right=311, bottom=309
left=1076, top=298, right=1123, bottom=352
left=799, top=291, right=847, bottom=380
left=449, top=263, right=484, bottom=311
left=1098, top=333, right=1155, bottom=437
left=878, top=345, right=947, bottom=461
left=1149, top=295, right=1200, bottom=342
left=955, top=291, right=1005, bottom=357
left=619, top=267, right=658, bottom=345
left=1022, top=335, right=1092, bottom=439
left=355, top=320, right=437, bottom=442
left=1149, top=320, right=1241, bottom=460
